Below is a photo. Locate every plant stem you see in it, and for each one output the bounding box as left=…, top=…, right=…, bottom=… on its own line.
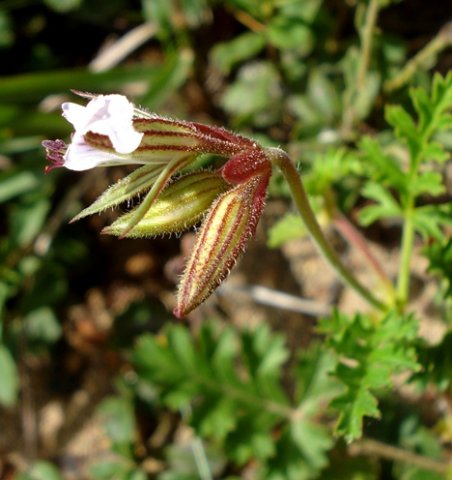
left=349, top=437, right=449, bottom=475
left=356, top=0, right=380, bottom=91
left=268, top=148, right=386, bottom=312
left=341, top=0, right=381, bottom=138
left=396, top=201, right=415, bottom=309
left=384, top=22, right=452, bottom=92
left=333, top=212, right=395, bottom=299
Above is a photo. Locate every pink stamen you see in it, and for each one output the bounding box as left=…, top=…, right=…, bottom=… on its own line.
left=42, top=139, right=67, bottom=174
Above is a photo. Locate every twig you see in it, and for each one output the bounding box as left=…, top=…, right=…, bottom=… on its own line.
left=384, top=22, right=452, bottom=93
left=349, top=437, right=450, bottom=475
left=218, top=283, right=332, bottom=317
left=89, top=23, right=157, bottom=73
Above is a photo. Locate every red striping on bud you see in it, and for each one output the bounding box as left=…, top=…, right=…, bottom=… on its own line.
left=174, top=172, right=270, bottom=318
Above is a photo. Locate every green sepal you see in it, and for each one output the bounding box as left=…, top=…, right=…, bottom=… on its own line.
left=70, top=163, right=162, bottom=222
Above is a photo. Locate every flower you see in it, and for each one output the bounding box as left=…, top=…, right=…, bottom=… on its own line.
left=43, top=94, right=144, bottom=172
left=43, top=92, right=274, bottom=318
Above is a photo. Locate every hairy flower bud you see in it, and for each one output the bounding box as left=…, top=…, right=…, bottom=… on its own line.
left=103, top=171, right=229, bottom=237
left=174, top=172, right=270, bottom=318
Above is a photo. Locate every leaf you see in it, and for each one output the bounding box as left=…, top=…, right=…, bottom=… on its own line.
left=139, top=50, right=193, bottom=108
left=0, top=170, right=40, bottom=203
left=211, top=32, right=266, bottom=74
left=24, top=307, right=62, bottom=345
left=97, top=397, right=136, bottom=445
left=0, top=344, right=19, bottom=407
left=408, top=171, right=445, bottom=197
left=9, top=197, right=50, bottom=247
left=267, top=213, right=306, bottom=248
left=319, top=311, right=420, bottom=442
left=412, top=205, right=452, bottom=240
left=358, top=183, right=401, bottom=226
left=220, top=61, right=282, bottom=126
left=423, top=238, right=452, bottom=297
left=43, top=0, right=81, bottom=12
left=17, top=461, right=63, bottom=480
left=358, top=137, right=406, bottom=190
left=133, top=323, right=291, bottom=465
left=385, top=105, right=418, bottom=145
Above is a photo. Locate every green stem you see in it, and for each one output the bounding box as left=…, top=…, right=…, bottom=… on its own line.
left=268, top=148, right=386, bottom=312
left=341, top=0, right=381, bottom=138
left=356, top=0, right=380, bottom=91
left=396, top=202, right=415, bottom=309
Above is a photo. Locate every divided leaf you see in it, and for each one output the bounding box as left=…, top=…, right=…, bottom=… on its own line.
left=318, top=311, right=420, bottom=442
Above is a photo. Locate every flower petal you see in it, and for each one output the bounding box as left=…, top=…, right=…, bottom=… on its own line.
left=62, top=94, right=143, bottom=155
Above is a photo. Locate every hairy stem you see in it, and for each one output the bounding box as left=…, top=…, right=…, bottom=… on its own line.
left=268, top=148, right=386, bottom=311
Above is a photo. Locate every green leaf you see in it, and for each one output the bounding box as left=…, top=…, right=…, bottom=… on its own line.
left=133, top=323, right=291, bottom=465
left=9, top=197, right=50, bottom=247
left=211, top=32, right=266, bottom=74
left=43, top=0, right=81, bottom=13
left=408, top=171, right=444, bottom=197
left=17, top=461, right=63, bottom=480
left=423, top=238, right=452, bottom=297
left=0, top=170, right=40, bottom=203
left=97, top=397, right=136, bottom=445
left=0, top=344, right=19, bottom=407
left=358, top=183, right=401, bottom=226
left=267, top=213, right=306, bottom=248
left=220, top=61, right=282, bottom=127
left=139, top=50, right=193, bottom=109
left=268, top=15, right=314, bottom=54
left=412, top=205, right=452, bottom=240
left=24, top=307, right=62, bottom=345
left=358, top=137, right=406, bottom=190
left=319, top=311, right=420, bottom=442
left=290, top=420, right=333, bottom=471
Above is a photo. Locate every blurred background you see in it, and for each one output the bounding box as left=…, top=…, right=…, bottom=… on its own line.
left=0, top=0, right=451, bottom=479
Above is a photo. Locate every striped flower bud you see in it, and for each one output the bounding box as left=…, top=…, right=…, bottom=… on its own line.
left=174, top=171, right=270, bottom=318
left=102, top=171, right=229, bottom=238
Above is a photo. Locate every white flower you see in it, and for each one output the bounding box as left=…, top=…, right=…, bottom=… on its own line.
left=61, top=94, right=144, bottom=171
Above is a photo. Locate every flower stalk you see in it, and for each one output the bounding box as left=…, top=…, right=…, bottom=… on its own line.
left=266, top=147, right=387, bottom=312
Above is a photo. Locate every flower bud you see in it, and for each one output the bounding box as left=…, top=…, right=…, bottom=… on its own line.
left=174, top=172, right=270, bottom=318
left=102, top=171, right=229, bottom=238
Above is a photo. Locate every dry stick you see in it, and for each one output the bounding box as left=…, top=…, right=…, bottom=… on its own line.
left=341, top=0, right=381, bottom=138
left=384, top=22, right=452, bottom=93
left=349, top=437, right=450, bottom=475
left=89, top=22, right=158, bottom=72
left=218, top=284, right=332, bottom=317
